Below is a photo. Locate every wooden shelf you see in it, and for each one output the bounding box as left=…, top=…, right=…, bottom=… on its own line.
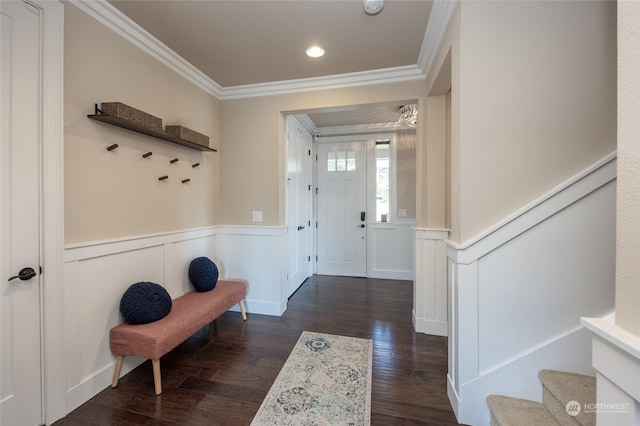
left=88, top=114, right=217, bottom=152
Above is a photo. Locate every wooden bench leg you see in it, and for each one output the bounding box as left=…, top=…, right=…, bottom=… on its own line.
left=239, top=300, right=248, bottom=321
left=152, top=358, right=162, bottom=395
left=111, top=355, right=124, bottom=388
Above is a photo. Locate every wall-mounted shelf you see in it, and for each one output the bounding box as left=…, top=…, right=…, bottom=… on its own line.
left=88, top=109, right=217, bottom=152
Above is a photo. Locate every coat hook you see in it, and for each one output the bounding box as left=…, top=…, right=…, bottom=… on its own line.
left=170, top=158, right=179, bottom=164
left=182, top=178, right=191, bottom=184
left=192, top=163, right=200, bottom=168
left=142, top=152, right=152, bottom=158
left=107, top=144, right=118, bottom=151
left=158, top=176, right=168, bottom=181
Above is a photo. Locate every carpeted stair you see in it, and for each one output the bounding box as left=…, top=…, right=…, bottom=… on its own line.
left=487, top=370, right=596, bottom=426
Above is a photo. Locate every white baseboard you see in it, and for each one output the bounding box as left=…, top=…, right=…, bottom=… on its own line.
left=414, top=315, right=448, bottom=336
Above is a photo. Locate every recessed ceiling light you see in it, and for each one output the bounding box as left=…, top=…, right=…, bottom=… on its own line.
left=306, top=46, right=325, bottom=58
left=363, top=0, right=384, bottom=15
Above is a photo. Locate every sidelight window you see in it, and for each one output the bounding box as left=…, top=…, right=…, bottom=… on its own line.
left=375, top=141, right=390, bottom=222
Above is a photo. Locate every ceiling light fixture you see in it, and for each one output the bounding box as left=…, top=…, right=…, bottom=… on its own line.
left=399, top=104, right=418, bottom=128
left=363, top=0, right=384, bottom=15
left=306, top=46, right=325, bottom=58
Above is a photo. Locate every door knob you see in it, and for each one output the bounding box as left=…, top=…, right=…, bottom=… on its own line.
left=359, top=224, right=366, bottom=228
left=8, top=267, right=36, bottom=282
left=297, top=225, right=306, bottom=231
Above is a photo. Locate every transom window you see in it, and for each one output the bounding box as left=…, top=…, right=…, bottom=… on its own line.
left=327, top=151, right=356, bottom=172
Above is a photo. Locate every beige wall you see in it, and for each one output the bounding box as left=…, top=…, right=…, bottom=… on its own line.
left=616, top=0, right=640, bottom=336
left=396, top=129, right=417, bottom=219
left=64, top=5, right=221, bottom=244
left=428, top=1, right=616, bottom=243
left=423, top=95, right=447, bottom=229
left=220, top=81, right=426, bottom=226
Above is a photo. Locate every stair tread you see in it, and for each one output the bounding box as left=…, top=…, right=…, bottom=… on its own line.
left=487, top=395, right=561, bottom=426
left=539, top=370, right=596, bottom=426
left=538, top=369, right=596, bottom=405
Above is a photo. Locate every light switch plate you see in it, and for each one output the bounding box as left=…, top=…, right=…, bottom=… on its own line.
left=398, top=209, right=407, bottom=217
left=252, top=211, right=263, bottom=222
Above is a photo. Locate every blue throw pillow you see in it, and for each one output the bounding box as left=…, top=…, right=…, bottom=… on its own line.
left=188, top=257, right=219, bottom=292
left=119, top=282, right=172, bottom=325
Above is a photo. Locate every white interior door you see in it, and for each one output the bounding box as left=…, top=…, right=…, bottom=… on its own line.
left=1, top=1, right=43, bottom=425
left=317, top=141, right=367, bottom=276
left=286, top=120, right=312, bottom=297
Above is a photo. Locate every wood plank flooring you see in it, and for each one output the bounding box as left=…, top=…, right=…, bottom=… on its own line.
left=53, top=275, right=459, bottom=425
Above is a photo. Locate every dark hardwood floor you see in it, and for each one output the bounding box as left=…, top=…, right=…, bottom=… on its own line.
left=54, top=275, right=459, bottom=425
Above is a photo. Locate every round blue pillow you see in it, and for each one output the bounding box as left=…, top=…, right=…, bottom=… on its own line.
left=188, top=257, right=219, bottom=292
left=119, top=282, right=172, bottom=325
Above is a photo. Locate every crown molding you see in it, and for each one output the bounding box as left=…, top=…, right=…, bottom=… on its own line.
left=70, top=0, right=437, bottom=101
left=417, top=0, right=458, bottom=75
left=317, top=122, right=405, bottom=137
left=219, top=65, right=426, bottom=100
left=68, top=0, right=223, bottom=98
left=287, top=114, right=317, bottom=136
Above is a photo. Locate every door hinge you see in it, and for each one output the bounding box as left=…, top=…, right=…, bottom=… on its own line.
left=308, top=256, right=311, bottom=262
left=308, top=149, right=311, bottom=156
left=316, top=154, right=318, bottom=161
left=316, top=221, right=318, bottom=228
left=308, top=184, right=311, bottom=191
left=315, top=187, right=318, bottom=195
left=316, top=255, right=318, bottom=262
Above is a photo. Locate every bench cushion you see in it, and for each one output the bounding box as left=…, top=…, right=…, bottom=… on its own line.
left=110, top=280, right=246, bottom=360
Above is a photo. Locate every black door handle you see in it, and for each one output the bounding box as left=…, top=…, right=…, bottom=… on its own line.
left=297, top=225, right=306, bottom=231
left=8, top=267, right=37, bottom=282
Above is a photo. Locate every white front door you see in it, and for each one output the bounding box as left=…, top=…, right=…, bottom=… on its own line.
left=317, top=141, right=367, bottom=276
left=1, top=1, right=43, bottom=425
left=286, top=119, right=312, bottom=297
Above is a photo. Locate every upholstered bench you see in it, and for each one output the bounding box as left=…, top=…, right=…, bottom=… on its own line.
left=110, top=279, right=247, bottom=395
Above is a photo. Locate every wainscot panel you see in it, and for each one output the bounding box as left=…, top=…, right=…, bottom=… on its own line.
left=447, top=153, right=617, bottom=425
left=62, top=225, right=286, bottom=414
left=369, top=219, right=415, bottom=280
left=413, top=228, right=449, bottom=336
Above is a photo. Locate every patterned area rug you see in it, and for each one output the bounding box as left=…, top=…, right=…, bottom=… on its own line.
left=251, top=331, right=373, bottom=426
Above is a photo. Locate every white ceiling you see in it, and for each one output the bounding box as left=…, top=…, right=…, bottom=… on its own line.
left=107, top=0, right=432, bottom=128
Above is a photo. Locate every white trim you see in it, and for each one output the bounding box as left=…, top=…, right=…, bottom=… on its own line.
left=37, top=1, right=66, bottom=423
left=582, top=313, right=640, bottom=363
left=417, top=0, right=458, bottom=75
left=449, top=152, right=617, bottom=264
left=317, top=122, right=404, bottom=137
left=219, top=65, right=426, bottom=100
left=64, top=226, right=220, bottom=262
left=64, top=225, right=286, bottom=262
left=287, top=114, right=317, bottom=136
left=67, top=0, right=223, bottom=98
left=217, top=224, right=286, bottom=237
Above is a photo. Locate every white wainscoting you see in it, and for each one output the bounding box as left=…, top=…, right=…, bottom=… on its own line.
left=413, top=228, right=449, bottom=336
left=447, top=153, right=617, bottom=426
left=62, top=225, right=286, bottom=414
left=368, top=219, right=415, bottom=280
